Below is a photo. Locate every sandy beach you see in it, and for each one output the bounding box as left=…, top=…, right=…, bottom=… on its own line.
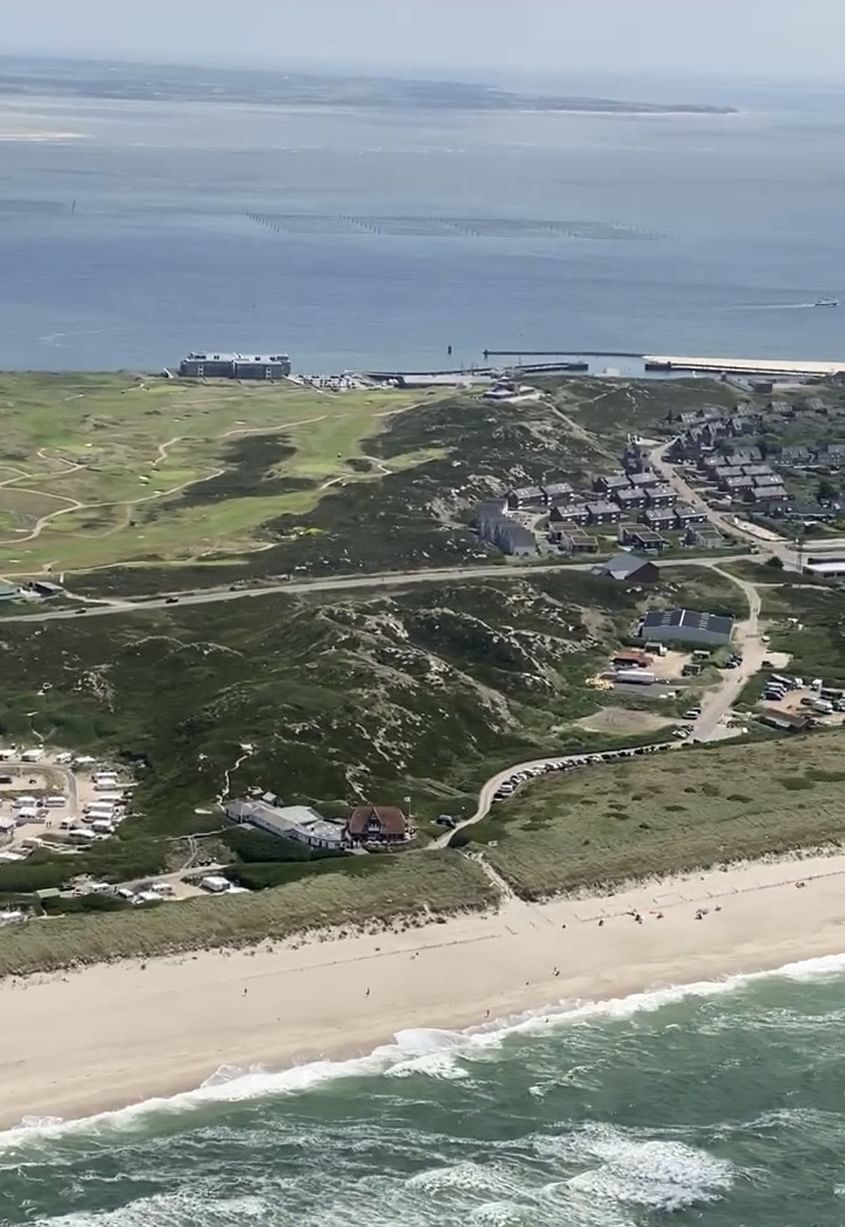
left=3, top=850, right=845, bottom=1130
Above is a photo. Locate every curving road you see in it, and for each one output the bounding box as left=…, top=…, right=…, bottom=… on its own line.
left=434, top=742, right=679, bottom=847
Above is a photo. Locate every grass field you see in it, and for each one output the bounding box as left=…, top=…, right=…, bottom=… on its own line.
left=0, top=851, right=496, bottom=978
left=469, top=733, right=845, bottom=899
left=0, top=373, right=430, bottom=576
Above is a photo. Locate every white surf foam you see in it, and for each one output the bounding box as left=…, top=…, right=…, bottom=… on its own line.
left=4, top=948, right=845, bottom=1148
left=32, top=1191, right=268, bottom=1227
left=566, top=1125, right=735, bottom=1211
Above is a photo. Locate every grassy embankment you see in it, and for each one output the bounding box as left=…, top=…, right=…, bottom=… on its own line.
left=0, top=852, right=495, bottom=978
left=465, top=733, right=845, bottom=900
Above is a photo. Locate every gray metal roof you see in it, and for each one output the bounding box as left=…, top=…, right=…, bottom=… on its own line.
left=595, top=553, right=654, bottom=578
left=642, top=608, right=734, bottom=636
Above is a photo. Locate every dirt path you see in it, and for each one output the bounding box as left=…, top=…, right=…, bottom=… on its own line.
left=152, top=436, right=185, bottom=467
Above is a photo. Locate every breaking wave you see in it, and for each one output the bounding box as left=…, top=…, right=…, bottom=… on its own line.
left=3, top=951, right=845, bottom=1149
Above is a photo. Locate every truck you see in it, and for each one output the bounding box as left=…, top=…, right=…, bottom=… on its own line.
left=615, top=669, right=656, bottom=686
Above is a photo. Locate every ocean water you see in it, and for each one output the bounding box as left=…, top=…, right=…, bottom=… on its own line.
left=4, top=957, right=845, bottom=1226
left=2, top=79, right=845, bottom=372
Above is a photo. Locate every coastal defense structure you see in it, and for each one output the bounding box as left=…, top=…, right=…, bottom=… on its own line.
left=180, top=351, right=291, bottom=380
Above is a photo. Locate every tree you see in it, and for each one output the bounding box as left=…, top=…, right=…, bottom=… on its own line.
left=817, top=477, right=839, bottom=504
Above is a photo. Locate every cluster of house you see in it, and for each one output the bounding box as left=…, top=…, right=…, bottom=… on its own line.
left=668, top=404, right=845, bottom=517
left=224, top=797, right=412, bottom=851
left=545, top=466, right=714, bottom=553
left=472, top=450, right=727, bottom=557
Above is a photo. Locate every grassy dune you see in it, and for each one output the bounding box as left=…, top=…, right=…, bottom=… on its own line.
left=0, top=852, right=496, bottom=978
left=470, top=734, right=845, bottom=899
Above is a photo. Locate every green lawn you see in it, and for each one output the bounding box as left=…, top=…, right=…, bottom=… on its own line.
left=0, top=374, right=431, bottom=576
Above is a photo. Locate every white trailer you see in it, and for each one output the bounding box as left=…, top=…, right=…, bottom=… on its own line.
left=615, top=669, right=657, bottom=686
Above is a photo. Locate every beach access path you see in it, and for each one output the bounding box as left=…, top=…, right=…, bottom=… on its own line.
left=3, top=849, right=845, bottom=1131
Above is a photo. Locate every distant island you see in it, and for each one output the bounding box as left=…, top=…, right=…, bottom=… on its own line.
left=0, top=55, right=736, bottom=115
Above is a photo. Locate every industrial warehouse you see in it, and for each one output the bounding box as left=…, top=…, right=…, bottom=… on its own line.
left=639, top=608, right=735, bottom=647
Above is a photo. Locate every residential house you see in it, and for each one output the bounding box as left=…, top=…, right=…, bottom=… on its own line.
left=644, top=484, right=677, bottom=508
left=540, top=481, right=574, bottom=503
left=673, top=503, right=706, bottom=528
left=728, top=412, right=763, bottom=436
left=724, top=474, right=754, bottom=495
left=627, top=470, right=656, bottom=488
left=555, top=528, right=599, bottom=555
left=784, top=503, right=838, bottom=524
left=506, top=486, right=545, bottom=509
left=593, top=474, right=631, bottom=496
left=586, top=501, right=622, bottom=526
left=614, top=486, right=648, bottom=512
left=751, top=473, right=784, bottom=490
left=713, top=465, right=745, bottom=488
left=742, top=464, right=775, bottom=479
left=549, top=503, right=590, bottom=527
left=346, top=805, right=410, bottom=844
left=619, top=527, right=667, bottom=553
left=818, top=444, right=845, bottom=467
left=749, top=485, right=788, bottom=506
left=730, top=446, right=764, bottom=466
left=685, top=525, right=726, bottom=549
left=642, top=506, right=676, bottom=531
left=776, top=445, right=813, bottom=467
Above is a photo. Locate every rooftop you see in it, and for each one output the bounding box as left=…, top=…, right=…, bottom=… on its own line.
left=348, top=805, right=409, bottom=838
left=186, top=351, right=289, bottom=364
left=642, top=608, right=734, bottom=637
left=595, top=552, right=655, bottom=579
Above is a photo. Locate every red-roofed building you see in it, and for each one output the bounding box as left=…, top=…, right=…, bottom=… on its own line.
left=346, top=805, right=410, bottom=844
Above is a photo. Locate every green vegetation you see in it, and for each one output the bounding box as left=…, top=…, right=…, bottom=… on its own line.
left=0, top=373, right=431, bottom=579
left=0, top=564, right=733, bottom=893
left=0, top=371, right=749, bottom=598
left=0, top=851, right=495, bottom=977
left=468, top=734, right=845, bottom=899
left=759, top=582, right=845, bottom=688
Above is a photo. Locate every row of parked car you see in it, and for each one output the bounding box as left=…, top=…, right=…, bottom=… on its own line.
left=491, top=742, right=675, bottom=803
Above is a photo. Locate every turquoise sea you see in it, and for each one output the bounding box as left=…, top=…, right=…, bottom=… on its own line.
left=4, top=956, right=845, bottom=1225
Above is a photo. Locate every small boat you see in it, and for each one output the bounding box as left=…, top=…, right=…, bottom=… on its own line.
left=814, top=298, right=839, bottom=308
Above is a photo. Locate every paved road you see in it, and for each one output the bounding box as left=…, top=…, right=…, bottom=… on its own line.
left=0, top=553, right=758, bottom=625
left=692, top=568, right=765, bottom=742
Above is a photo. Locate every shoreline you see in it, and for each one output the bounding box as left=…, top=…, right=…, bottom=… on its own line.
left=3, top=849, right=845, bottom=1132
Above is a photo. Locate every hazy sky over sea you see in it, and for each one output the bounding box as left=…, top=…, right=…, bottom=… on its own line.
left=5, top=0, right=845, bottom=80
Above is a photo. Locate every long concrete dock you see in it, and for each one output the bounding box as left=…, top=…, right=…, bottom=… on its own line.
left=644, top=354, right=845, bottom=377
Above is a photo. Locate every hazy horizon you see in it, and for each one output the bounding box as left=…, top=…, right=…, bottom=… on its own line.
left=3, top=0, right=845, bottom=85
